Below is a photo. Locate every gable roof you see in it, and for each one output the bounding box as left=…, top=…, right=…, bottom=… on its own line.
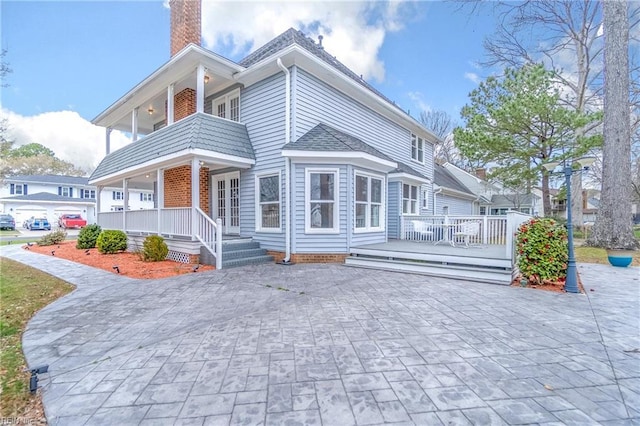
left=393, top=161, right=428, bottom=180
left=240, top=28, right=398, bottom=110
left=283, top=123, right=394, bottom=162
left=0, top=192, right=96, bottom=203
left=434, top=164, right=474, bottom=195
left=5, top=175, right=91, bottom=185
left=90, top=113, right=255, bottom=182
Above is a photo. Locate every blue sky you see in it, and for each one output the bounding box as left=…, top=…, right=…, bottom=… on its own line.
left=1, top=1, right=497, bottom=169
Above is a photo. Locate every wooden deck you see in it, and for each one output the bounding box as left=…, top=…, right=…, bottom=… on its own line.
left=345, top=239, right=515, bottom=285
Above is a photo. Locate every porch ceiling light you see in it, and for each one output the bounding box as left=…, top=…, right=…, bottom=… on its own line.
left=148, top=107, right=154, bottom=115
left=204, top=75, right=210, bottom=84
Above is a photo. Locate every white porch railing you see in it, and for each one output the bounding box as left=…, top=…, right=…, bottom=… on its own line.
left=126, top=209, right=159, bottom=233
left=98, top=211, right=123, bottom=230
left=194, top=207, right=223, bottom=269
left=399, top=212, right=531, bottom=259
left=160, top=207, right=192, bottom=236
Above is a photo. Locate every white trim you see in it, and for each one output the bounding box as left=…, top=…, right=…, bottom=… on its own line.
left=255, top=170, right=282, bottom=233
left=0, top=199, right=95, bottom=206
left=283, top=150, right=396, bottom=172
left=434, top=185, right=478, bottom=200
left=411, top=134, right=424, bottom=164
left=402, top=183, right=419, bottom=216
left=212, top=88, right=241, bottom=122
left=305, top=167, right=340, bottom=234
left=353, top=170, right=385, bottom=234
left=388, top=172, right=430, bottom=185
left=89, top=148, right=254, bottom=186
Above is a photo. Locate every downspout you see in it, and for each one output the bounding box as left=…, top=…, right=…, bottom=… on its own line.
left=433, top=187, right=443, bottom=214
left=277, top=58, right=292, bottom=264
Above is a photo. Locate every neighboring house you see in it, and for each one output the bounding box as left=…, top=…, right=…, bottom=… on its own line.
left=431, top=163, right=475, bottom=216
left=88, top=0, right=440, bottom=264
left=546, top=188, right=599, bottom=224
left=443, top=163, right=541, bottom=216
left=0, top=175, right=97, bottom=226
left=0, top=175, right=155, bottom=226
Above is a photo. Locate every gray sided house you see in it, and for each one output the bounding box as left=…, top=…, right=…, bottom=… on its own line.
left=432, top=164, right=475, bottom=216
left=89, top=7, right=439, bottom=267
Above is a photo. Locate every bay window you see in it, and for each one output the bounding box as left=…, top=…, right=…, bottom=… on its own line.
left=355, top=172, right=384, bottom=232
left=306, top=168, right=339, bottom=233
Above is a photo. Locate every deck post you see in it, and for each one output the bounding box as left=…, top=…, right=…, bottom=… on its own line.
left=505, top=211, right=515, bottom=260
left=191, top=158, right=200, bottom=241
left=482, top=215, right=488, bottom=244
left=216, top=218, right=223, bottom=270
left=157, top=168, right=164, bottom=234
left=123, top=178, right=129, bottom=232
left=399, top=216, right=405, bottom=240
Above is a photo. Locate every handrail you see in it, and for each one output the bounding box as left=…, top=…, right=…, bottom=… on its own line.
left=194, top=207, right=222, bottom=270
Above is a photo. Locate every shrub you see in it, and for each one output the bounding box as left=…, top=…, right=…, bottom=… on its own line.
left=96, top=230, right=128, bottom=254
left=142, top=235, right=168, bottom=262
left=37, top=229, right=67, bottom=246
left=76, top=224, right=102, bottom=249
left=516, top=217, right=568, bottom=284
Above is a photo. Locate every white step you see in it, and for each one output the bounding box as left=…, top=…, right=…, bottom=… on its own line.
left=344, top=256, right=512, bottom=285
left=350, top=247, right=512, bottom=269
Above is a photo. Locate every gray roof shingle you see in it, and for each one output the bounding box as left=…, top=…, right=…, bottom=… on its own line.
left=5, top=175, right=90, bottom=185
left=393, top=161, right=428, bottom=180
left=434, top=164, right=473, bottom=195
left=240, top=28, right=400, bottom=112
left=490, top=193, right=538, bottom=206
left=90, top=113, right=254, bottom=181
left=0, top=192, right=96, bottom=203
left=283, top=123, right=394, bottom=162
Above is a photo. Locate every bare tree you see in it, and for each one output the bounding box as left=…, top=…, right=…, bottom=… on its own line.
left=588, top=0, right=637, bottom=250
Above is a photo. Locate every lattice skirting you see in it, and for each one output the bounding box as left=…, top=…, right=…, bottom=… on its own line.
left=167, top=250, right=191, bottom=264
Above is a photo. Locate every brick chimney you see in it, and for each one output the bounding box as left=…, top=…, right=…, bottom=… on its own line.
left=475, top=168, right=487, bottom=180
left=169, top=0, right=200, bottom=121
left=170, top=0, right=201, bottom=57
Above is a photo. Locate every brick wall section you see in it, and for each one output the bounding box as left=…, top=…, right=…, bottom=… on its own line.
left=170, top=0, right=201, bottom=57
left=163, top=165, right=209, bottom=212
left=174, top=88, right=196, bottom=122
left=266, top=251, right=348, bottom=264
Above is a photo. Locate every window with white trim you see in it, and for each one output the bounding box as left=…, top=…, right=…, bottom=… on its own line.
left=81, top=189, right=96, bottom=199
left=10, top=183, right=26, bottom=195
left=212, top=89, right=240, bottom=122
left=355, top=172, right=384, bottom=231
left=402, top=184, right=418, bottom=215
left=411, top=134, right=424, bottom=163
left=256, top=173, right=280, bottom=231
left=306, top=169, right=339, bottom=233
left=422, top=189, right=429, bottom=209
left=60, top=187, right=72, bottom=197
left=113, top=191, right=123, bottom=200
left=140, top=193, right=153, bottom=202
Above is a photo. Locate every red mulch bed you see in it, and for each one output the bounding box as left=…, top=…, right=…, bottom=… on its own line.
left=25, top=241, right=214, bottom=279
left=511, top=274, right=585, bottom=293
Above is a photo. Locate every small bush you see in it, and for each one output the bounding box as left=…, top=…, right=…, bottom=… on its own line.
left=516, top=217, right=568, bottom=284
left=142, top=235, right=168, bottom=262
left=96, top=230, right=128, bottom=254
left=37, top=229, right=67, bottom=246
left=76, top=224, right=102, bottom=249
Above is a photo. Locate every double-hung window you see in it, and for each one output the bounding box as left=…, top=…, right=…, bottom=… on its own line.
left=422, top=189, right=429, bottom=210
left=59, top=186, right=73, bottom=197
left=305, top=168, right=339, bottom=233
left=256, top=173, right=280, bottom=232
left=212, top=89, right=240, bottom=122
left=355, top=173, right=384, bottom=232
left=411, top=134, right=424, bottom=163
left=10, top=183, right=26, bottom=195
left=140, top=193, right=153, bottom=202
left=81, top=189, right=96, bottom=199
left=113, top=191, right=123, bottom=200
left=402, top=184, right=418, bottom=215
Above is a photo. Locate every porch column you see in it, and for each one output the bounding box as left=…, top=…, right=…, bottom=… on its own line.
left=196, top=64, right=205, bottom=113
left=96, top=185, right=103, bottom=225
left=191, top=158, right=200, bottom=240
left=123, top=178, right=129, bottom=231
left=105, top=127, right=112, bottom=155
left=167, top=84, right=174, bottom=125
left=131, top=108, right=139, bottom=142
left=157, top=168, right=164, bottom=234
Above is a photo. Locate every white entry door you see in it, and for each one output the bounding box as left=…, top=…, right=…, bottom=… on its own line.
left=213, top=171, right=240, bottom=234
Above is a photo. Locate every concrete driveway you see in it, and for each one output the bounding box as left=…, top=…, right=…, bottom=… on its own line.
left=2, top=245, right=639, bottom=425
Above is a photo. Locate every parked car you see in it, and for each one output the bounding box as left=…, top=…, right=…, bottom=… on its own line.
left=58, top=214, right=87, bottom=229
left=28, top=218, right=51, bottom=231
left=23, top=217, right=35, bottom=229
left=0, top=214, right=16, bottom=230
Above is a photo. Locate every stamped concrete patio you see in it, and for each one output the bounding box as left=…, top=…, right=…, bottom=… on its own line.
left=2, top=245, right=639, bottom=425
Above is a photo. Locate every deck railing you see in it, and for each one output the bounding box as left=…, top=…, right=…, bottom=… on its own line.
left=159, top=207, right=192, bottom=236
left=194, top=207, right=222, bottom=269
left=126, top=209, right=159, bottom=233
left=399, top=212, right=531, bottom=259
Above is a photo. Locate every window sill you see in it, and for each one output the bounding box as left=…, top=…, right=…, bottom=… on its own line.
left=255, top=228, right=283, bottom=234
left=304, top=229, right=341, bottom=235
left=354, top=228, right=385, bottom=234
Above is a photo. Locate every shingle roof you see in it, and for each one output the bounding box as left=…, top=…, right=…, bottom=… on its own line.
left=240, top=28, right=400, bottom=112
left=0, top=192, right=96, bottom=203
left=393, top=161, right=428, bottom=180
left=283, top=123, right=394, bottom=163
left=434, top=164, right=473, bottom=195
left=5, top=175, right=91, bottom=185
left=90, top=113, right=255, bottom=181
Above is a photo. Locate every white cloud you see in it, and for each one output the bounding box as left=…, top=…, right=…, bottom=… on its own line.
left=407, top=91, right=431, bottom=113
left=464, top=72, right=481, bottom=84
left=1, top=109, right=130, bottom=173
left=199, top=0, right=412, bottom=82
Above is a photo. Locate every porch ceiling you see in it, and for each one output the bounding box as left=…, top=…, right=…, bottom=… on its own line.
left=89, top=113, right=255, bottom=185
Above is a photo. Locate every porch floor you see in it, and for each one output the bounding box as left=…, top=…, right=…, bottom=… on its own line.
left=354, top=239, right=510, bottom=260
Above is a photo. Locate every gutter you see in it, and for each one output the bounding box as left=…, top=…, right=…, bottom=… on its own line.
left=433, top=187, right=443, bottom=213
left=276, top=58, right=292, bottom=264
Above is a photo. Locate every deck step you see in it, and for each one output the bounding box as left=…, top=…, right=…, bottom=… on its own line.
left=344, top=256, right=512, bottom=285
left=222, top=248, right=267, bottom=261
left=222, top=255, right=274, bottom=268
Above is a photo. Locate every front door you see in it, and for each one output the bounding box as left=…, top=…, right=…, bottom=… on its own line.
left=213, top=171, right=240, bottom=234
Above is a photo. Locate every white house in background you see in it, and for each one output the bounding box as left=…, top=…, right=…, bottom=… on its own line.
left=443, top=163, right=542, bottom=216
left=0, top=175, right=154, bottom=227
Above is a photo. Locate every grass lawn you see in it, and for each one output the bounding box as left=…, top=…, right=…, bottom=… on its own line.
left=0, top=229, right=20, bottom=237
left=575, top=245, right=640, bottom=267
left=0, top=258, right=75, bottom=420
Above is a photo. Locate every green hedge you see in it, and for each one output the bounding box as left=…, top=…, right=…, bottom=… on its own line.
left=142, top=235, right=168, bottom=262
left=76, top=224, right=102, bottom=249
left=516, top=217, right=568, bottom=284
left=96, top=230, right=128, bottom=254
